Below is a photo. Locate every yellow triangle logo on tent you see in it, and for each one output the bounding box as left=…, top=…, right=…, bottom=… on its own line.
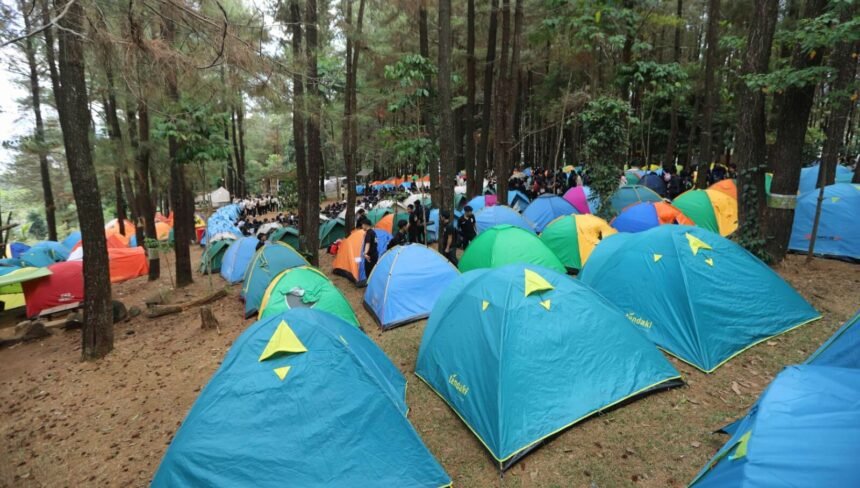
left=653, top=254, right=663, bottom=262
left=540, top=299, right=551, bottom=311
left=831, top=196, right=840, bottom=203
left=705, top=257, right=714, bottom=267
left=524, top=269, right=554, bottom=296
left=273, top=366, right=291, bottom=381
left=686, top=233, right=712, bottom=256
left=259, top=320, right=307, bottom=362
left=482, top=300, right=489, bottom=311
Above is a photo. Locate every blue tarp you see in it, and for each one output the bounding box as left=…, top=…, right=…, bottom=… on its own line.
left=364, top=244, right=459, bottom=329
left=20, top=243, right=68, bottom=267
left=220, top=236, right=259, bottom=284
left=475, top=205, right=534, bottom=234
left=153, top=309, right=451, bottom=487
left=202, top=204, right=243, bottom=245
left=416, top=264, right=680, bottom=468
left=61, top=231, right=81, bottom=249
left=522, top=194, right=577, bottom=232
left=8, top=242, right=30, bottom=259
left=789, top=183, right=859, bottom=260
left=798, top=163, right=853, bottom=194
left=31, top=240, right=70, bottom=258
left=580, top=226, right=820, bottom=372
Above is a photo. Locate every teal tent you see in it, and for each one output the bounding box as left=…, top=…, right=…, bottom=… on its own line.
left=319, top=218, right=346, bottom=249
left=609, top=185, right=663, bottom=213
left=153, top=309, right=451, bottom=487
left=241, top=242, right=309, bottom=318
left=416, top=264, right=681, bottom=469
left=198, top=238, right=234, bottom=274
left=579, top=226, right=820, bottom=372
left=269, top=226, right=300, bottom=249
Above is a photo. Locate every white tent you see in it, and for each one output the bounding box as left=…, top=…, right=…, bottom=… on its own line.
left=196, top=187, right=231, bottom=207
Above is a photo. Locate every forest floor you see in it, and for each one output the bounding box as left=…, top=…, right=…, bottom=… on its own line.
left=0, top=243, right=857, bottom=487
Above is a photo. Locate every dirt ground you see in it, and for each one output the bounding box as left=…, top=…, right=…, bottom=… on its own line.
left=0, top=246, right=857, bottom=487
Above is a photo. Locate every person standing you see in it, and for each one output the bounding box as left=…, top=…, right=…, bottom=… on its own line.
left=388, top=220, right=409, bottom=250
left=439, top=210, right=459, bottom=265
left=407, top=204, right=420, bottom=243
left=458, top=205, right=477, bottom=249
left=360, top=217, right=379, bottom=279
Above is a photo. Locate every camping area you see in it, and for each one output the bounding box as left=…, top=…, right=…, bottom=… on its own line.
left=0, top=0, right=859, bottom=487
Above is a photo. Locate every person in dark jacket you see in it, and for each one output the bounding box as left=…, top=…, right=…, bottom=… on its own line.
left=439, top=210, right=459, bottom=265
left=360, top=217, right=378, bottom=278
left=387, top=220, right=409, bottom=250
left=458, top=206, right=477, bottom=249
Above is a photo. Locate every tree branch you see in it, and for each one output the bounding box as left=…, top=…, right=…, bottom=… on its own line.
left=0, top=0, right=77, bottom=49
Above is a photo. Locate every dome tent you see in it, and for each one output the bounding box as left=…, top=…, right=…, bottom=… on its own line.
left=259, top=266, right=358, bottom=327
left=522, top=194, right=577, bottom=232
left=639, top=172, right=667, bottom=197
left=579, top=226, right=820, bottom=372
left=611, top=201, right=694, bottom=233
left=364, top=244, right=459, bottom=329
left=506, top=190, right=530, bottom=212
left=458, top=225, right=565, bottom=273
left=199, top=238, right=235, bottom=274
left=220, top=237, right=259, bottom=284
left=268, top=226, right=300, bottom=250
left=798, top=162, right=853, bottom=193
left=241, top=242, right=310, bottom=318
left=789, top=183, right=859, bottom=260
left=416, top=264, right=681, bottom=469
left=332, top=229, right=392, bottom=283
left=153, top=309, right=451, bottom=487
left=474, top=205, right=534, bottom=234
left=539, top=214, right=616, bottom=272
left=562, top=186, right=598, bottom=214
left=319, top=218, right=346, bottom=249
left=609, top=185, right=663, bottom=213
left=672, top=189, right=737, bottom=236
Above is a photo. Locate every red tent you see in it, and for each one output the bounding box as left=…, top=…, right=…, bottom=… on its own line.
left=22, top=261, right=84, bottom=318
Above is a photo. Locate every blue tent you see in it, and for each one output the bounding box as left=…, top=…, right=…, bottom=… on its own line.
left=356, top=184, right=366, bottom=195
left=220, top=237, right=259, bottom=284
left=475, top=205, right=534, bottom=234
left=364, top=244, right=459, bottom=329
left=416, top=264, right=681, bottom=469
left=522, top=194, right=577, bottom=232
left=241, top=242, right=310, bottom=317
left=806, top=310, right=860, bottom=369
left=465, top=195, right=492, bottom=213
left=640, top=172, right=667, bottom=197
left=689, top=365, right=860, bottom=487
left=507, top=190, right=530, bottom=212
left=20, top=245, right=68, bottom=267
left=202, top=204, right=243, bottom=245
left=579, top=226, right=820, bottom=372
left=798, top=163, right=853, bottom=193
left=153, top=309, right=451, bottom=487
left=61, top=231, right=81, bottom=249
left=427, top=208, right=440, bottom=243
left=609, top=185, right=663, bottom=213
left=7, top=242, right=30, bottom=259
left=31, top=240, right=70, bottom=258
left=789, top=183, right=859, bottom=260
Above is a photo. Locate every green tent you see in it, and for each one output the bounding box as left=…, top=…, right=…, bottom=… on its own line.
left=259, top=266, right=359, bottom=327
left=454, top=193, right=467, bottom=211
left=319, top=218, right=346, bottom=249
left=269, top=226, right=300, bottom=249
left=198, top=239, right=234, bottom=274
left=579, top=226, right=820, bottom=373
left=459, top=224, right=565, bottom=273
left=366, top=207, right=393, bottom=225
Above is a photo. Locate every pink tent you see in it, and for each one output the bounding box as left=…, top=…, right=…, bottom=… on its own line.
left=563, top=186, right=594, bottom=214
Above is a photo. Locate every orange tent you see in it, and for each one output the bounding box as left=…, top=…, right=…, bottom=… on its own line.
left=709, top=179, right=737, bottom=200
left=108, top=247, right=149, bottom=283
left=652, top=201, right=695, bottom=226
left=105, top=218, right=136, bottom=237
left=332, top=229, right=366, bottom=282
left=375, top=214, right=395, bottom=234
left=155, top=222, right=172, bottom=241
left=72, top=232, right=128, bottom=252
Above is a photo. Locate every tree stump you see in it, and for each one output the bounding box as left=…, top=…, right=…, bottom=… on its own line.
left=112, top=300, right=128, bottom=323
left=200, top=306, right=220, bottom=333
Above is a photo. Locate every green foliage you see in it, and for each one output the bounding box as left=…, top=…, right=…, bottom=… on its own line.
left=154, top=101, right=231, bottom=165
left=383, top=54, right=436, bottom=112
left=735, top=164, right=771, bottom=263
left=26, top=210, right=46, bottom=240
left=578, top=96, right=635, bottom=218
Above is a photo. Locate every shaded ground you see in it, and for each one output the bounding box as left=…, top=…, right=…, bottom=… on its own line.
left=0, top=248, right=856, bottom=487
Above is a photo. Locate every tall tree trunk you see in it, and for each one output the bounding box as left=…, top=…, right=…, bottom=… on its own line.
left=664, top=0, right=683, bottom=169
left=162, top=2, right=193, bottom=287
left=125, top=100, right=159, bottom=279
left=734, top=0, right=779, bottom=253
left=342, top=0, right=365, bottom=231
left=20, top=0, right=57, bottom=241
left=305, top=0, right=322, bottom=264
left=418, top=0, right=439, bottom=205
left=289, top=0, right=308, bottom=251
left=493, top=0, right=511, bottom=204
left=438, top=0, right=455, bottom=220
left=821, top=22, right=859, bottom=187
left=464, top=0, right=477, bottom=193
left=763, top=0, right=828, bottom=262
left=113, top=171, right=127, bottom=233
left=475, top=0, right=499, bottom=197
left=237, top=100, right=247, bottom=197
left=697, top=0, right=720, bottom=188
left=55, top=0, right=112, bottom=359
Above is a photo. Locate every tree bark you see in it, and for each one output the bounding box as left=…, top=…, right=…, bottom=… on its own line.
left=821, top=19, right=859, bottom=188
left=438, top=0, right=455, bottom=219
left=20, top=0, right=57, bottom=241
left=289, top=0, right=308, bottom=251
left=476, top=0, right=499, bottom=197
left=305, top=0, right=323, bottom=264
left=663, top=0, right=683, bottom=169
left=464, top=0, right=477, bottom=193
left=418, top=0, right=439, bottom=205
left=342, top=0, right=365, bottom=231
left=493, top=0, right=511, bottom=204
left=162, top=2, right=193, bottom=287
left=237, top=100, right=247, bottom=197
left=734, top=0, right=779, bottom=250
left=125, top=100, right=159, bottom=280
left=697, top=0, right=720, bottom=188
left=763, top=0, right=828, bottom=261
left=55, top=0, right=113, bottom=359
